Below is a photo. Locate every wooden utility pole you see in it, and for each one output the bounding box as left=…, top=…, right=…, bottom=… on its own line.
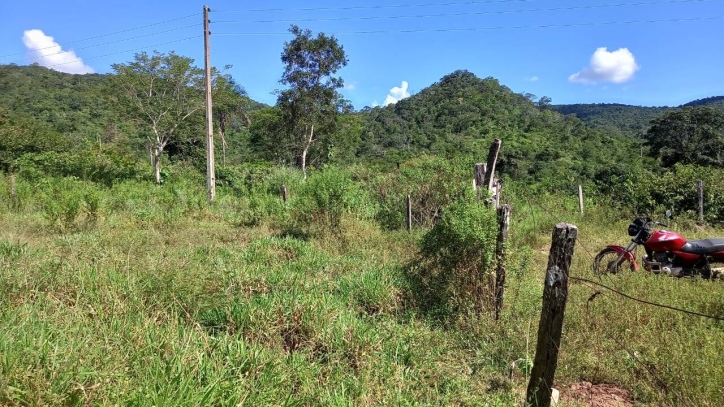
left=203, top=5, right=216, bottom=203
left=697, top=180, right=704, bottom=225
left=526, top=223, right=577, bottom=407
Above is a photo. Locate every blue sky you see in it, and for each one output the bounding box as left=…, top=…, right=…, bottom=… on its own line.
left=1, top=0, right=722, bottom=109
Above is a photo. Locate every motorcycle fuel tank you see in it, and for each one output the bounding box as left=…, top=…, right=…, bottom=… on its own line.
left=646, top=230, right=687, bottom=251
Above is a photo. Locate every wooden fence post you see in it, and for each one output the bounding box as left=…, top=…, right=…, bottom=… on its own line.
left=697, top=180, right=704, bottom=225
left=407, top=194, right=412, bottom=232
left=495, top=204, right=511, bottom=321
left=281, top=184, right=288, bottom=203
left=578, top=185, right=584, bottom=217
left=484, top=139, right=502, bottom=192
left=9, top=175, right=17, bottom=211
left=525, top=223, right=577, bottom=407
left=474, top=163, right=486, bottom=192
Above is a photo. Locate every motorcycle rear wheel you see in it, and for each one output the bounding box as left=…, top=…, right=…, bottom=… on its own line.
left=593, top=248, right=635, bottom=276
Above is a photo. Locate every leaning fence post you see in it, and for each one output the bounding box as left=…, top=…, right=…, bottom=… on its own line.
left=484, top=139, right=502, bottom=192
left=495, top=204, right=511, bottom=321
left=697, top=180, right=704, bottom=225
left=525, top=223, right=577, bottom=407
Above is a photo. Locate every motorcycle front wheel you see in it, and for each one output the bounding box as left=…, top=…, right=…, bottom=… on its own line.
left=593, top=248, right=636, bottom=276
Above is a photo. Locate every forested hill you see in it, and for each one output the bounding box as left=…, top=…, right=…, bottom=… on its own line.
left=0, top=64, right=111, bottom=137
left=550, top=96, right=724, bottom=138
left=357, top=70, right=641, bottom=185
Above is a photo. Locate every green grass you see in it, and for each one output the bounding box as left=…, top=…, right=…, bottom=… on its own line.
left=0, top=174, right=723, bottom=406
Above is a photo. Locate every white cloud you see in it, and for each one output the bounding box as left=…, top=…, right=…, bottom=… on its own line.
left=525, top=76, right=539, bottom=82
left=344, top=82, right=356, bottom=91
left=383, top=81, right=411, bottom=106
left=569, top=47, right=639, bottom=84
left=22, top=29, right=94, bottom=74
left=372, top=101, right=380, bottom=107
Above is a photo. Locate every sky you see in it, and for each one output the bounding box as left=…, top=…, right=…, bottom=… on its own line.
left=1, top=0, right=723, bottom=110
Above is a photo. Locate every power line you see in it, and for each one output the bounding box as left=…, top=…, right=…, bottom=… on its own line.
left=16, top=24, right=199, bottom=65
left=0, top=13, right=197, bottom=60
left=212, top=16, right=722, bottom=36
left=571, top=275, right=724, bottom=321
left=41, top=35, right=200, bottom=69
left=214, top=0, right=541, bottom=13
left=214, top=0, right=714, bottom=24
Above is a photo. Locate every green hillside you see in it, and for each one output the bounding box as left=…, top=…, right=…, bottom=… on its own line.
left=550, top=96, right=724, bottom=138
left=357, top=70, right=641, bottom=187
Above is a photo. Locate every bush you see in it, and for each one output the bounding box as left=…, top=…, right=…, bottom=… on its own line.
left=287, top=166, right=373, bottom=236
left=407, top=192, right=498, bottom=318
left=36, top=177, right=104, bottom=231
left=372, top=155, right=470, bottom=230
left=14, top=149, right=141, bottom=186
left=594, top=163, right=724, bottom=224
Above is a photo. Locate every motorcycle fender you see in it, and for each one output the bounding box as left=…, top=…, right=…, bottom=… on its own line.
left=606, top=245, right=641, bottom=271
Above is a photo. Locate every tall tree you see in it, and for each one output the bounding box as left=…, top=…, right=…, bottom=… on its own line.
left=212, top=70, right=251, bottom=167
left=110, top=51, right=205, bottom=184
left=644, top=106, right=724, bottom=167
left=276, top=25, right=349, bottom=179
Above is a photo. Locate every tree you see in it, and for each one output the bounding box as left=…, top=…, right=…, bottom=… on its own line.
left=276, top=25, right=349, bottom=179
left=110, top=51, right=205, bottom=184
left=644, top=107, right=724, bottom=167
left=212, top=70, right=252, bottom=167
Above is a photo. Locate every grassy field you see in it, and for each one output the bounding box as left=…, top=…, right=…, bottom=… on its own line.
left=0, top=172, right=723, bottom=406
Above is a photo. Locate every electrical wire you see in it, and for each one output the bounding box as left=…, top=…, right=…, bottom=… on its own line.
left=214, top=0, right=541, bottom=13
left=40, top=35, right=200, bottom=69
left=214, top=0, right=715, bottom=24
left=0, top=13, right=197, bottom=60
left=15, top=24, right=200, bottom=65
left=212, top=16, right=722, bottom=36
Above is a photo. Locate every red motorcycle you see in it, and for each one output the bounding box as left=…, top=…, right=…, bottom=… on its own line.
left=594, top=216, right=724, bottom=279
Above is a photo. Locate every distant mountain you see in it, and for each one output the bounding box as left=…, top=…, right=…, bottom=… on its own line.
left=550, top=97, right=724, bottom=138
left=357, top=70, right=640, bottom=185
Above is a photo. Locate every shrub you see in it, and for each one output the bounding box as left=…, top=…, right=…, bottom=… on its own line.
left=288, top=166, right=373, bottom=236
left=407, top=192, right=498, bottom=318
left=372, top=155, right=470, bottom=230
left=36, top=177, right=104, bottom=231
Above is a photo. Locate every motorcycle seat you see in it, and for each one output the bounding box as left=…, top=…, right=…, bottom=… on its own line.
left=680, top=238, right=724, bottom=254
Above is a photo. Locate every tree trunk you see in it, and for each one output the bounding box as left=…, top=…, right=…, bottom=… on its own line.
left=154, top=147, right=162, bottom=185
left=301, top=125, right=314, bottom=180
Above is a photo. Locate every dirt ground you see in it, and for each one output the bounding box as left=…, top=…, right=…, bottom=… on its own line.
left=559, top=381, right=634, bottom=407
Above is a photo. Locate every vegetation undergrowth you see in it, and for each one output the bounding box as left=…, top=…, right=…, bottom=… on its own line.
left=1, top=167, right=722, bottom=406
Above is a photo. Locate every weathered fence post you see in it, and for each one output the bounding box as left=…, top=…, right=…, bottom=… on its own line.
left=697, top=180, right=704, bottom=225
left=484, top=139, right=502, bottom=192
left=9, top=175, right=18, bottom=211
left=525, top=223, right=577, bottom=407
left=281, top=184, right=288, bottom=203
left=407, top=194, right=412, bottom=232
left=578, top=185, right=584, bottom=217
left=474, top=163, right=486, bottom=193
left=494, top=179, right=503, bottom=209
left=495, top=204, right=511, bottom=321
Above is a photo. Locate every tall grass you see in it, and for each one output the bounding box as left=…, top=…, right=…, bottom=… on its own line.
left=0, top=167, right=722, bottom=406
